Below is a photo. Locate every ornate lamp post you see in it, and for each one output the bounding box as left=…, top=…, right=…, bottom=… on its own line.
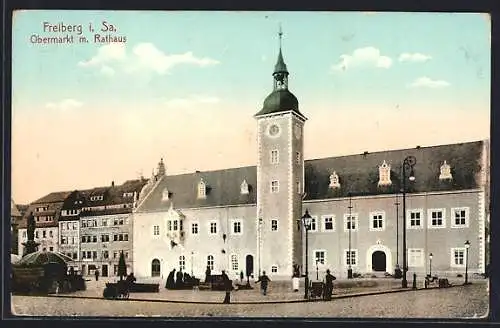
left=464, top=240, right=470, bottom=285
left=429, top=253, right=433, bottom=277
left=301, top=209, right=312, bottom=299
left=316, top=260, right=319, bottom=280
left=347, top=193, right=353, bottom=279
left=394, top=195, right=401, bottom=278
left=401, top=155, right=416, bottom=288
left=191, top=251, right=194, bottom=276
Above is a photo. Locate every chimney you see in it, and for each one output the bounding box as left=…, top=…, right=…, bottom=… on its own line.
left=363, top=151, right=369, bottom=157
left=416, top=145, right=421, bottom=149
left=111, top=181, right=115, bottom=187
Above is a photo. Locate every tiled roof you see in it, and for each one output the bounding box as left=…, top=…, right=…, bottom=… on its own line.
left=136, top=140, right=486, bottom=212
left=32, top=191, right=72, bottom=204
left=18, top=201, right=65, bottom=229
left=11, top=199, right=22, bottom=217
left=137, top=166, right=257, bottom=212
left=304, top=140, right=484, bottom=200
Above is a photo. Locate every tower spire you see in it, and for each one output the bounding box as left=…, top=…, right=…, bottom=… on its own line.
left=273, top=24, right=288, bottom=90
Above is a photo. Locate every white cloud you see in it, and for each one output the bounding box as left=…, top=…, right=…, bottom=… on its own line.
left=165, top=95, right=220, bottom=108
left=78, top=43, right=126, bottom=67
left=100, top=65, right=115, bottom=77
left=45, top=98, right=83, bottom=110
left=331, top=47, right=392, bottom=71
left=408, top=77, right=450, bottom=88
left=399, top=53, right=432, bottom=62
left=79, top=43, right=219, bottom=76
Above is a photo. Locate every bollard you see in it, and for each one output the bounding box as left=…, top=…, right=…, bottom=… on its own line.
left=412, top=273, right=417, bottom=289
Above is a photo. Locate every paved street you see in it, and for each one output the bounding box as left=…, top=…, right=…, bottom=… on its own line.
left=11, top=281, right=488, bottom=318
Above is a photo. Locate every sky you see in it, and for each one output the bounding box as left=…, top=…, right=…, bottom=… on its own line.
left=11, top=11, right=491, bottom=204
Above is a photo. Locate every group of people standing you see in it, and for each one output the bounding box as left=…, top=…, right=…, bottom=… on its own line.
left=165, top=268, right=194, bottom=289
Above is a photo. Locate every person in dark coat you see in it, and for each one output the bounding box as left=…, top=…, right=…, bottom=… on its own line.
left=126, top=272, right=137, bottom=286
left=221, top=270, right=231, bottom=304
left=165, top=269, right=176, bottom=289
left=324, top=269, right=336, bottom=301
left=205, top=266, right=211, bottom=283
left=95, top=269, right=100, bottom=281
left=176, top=269, right=184, bottom=289
left=256, top=271, right=271, bottom=296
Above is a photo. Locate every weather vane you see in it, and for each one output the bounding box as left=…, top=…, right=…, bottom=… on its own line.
left=278, top=23, right=283, bottom=48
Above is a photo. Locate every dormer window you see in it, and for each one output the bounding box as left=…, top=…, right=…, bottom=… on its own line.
left=197, top=179, right=206, bottom=199
left=240, top=179, right=249, bottom=194
left=378, top=160, right=392, bottom=186
left=439, top=160, right=453, bottom=180
left=162, top=188, right=170, bottom=201
left=123, top=192, right=134, bottom=198
left=329, top=171, right=341, bottom=189
left=90, top=195, right=104, bottom=201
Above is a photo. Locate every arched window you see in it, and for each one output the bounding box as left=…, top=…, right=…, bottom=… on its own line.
left=179, top=255, right=186, bottom=271
left=207, top=255, right=214, bottom=270
left=151, top=259, right=161, bottom=277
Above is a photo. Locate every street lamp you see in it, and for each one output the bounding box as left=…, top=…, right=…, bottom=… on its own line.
left=429, top=253, right=433, bottom=277
left=401, top=155, right=416, bottom=288
left=301, top=209, right=312, bottom=299
left=347, top=193, right=353, bottom=279
left=394, top=195, right=401, bottom=278
left=191, top=251, right=194, bottom=276
left=464, top=240, right=470, bottom=285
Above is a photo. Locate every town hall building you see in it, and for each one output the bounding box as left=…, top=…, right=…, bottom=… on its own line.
left=131, top=35, right=490, bottom=282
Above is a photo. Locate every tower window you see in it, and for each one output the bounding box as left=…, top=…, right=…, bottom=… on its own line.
left=270, top=150, right=279, bottom=164
left=271, top=219, right=278, bottom=231
left=271, top=180, right=279, bottom=193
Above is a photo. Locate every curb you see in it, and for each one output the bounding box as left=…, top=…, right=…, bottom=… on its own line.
left=36, top=283, right=469, bottom=305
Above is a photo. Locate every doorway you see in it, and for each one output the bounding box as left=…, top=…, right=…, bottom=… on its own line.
left=102, top=264, right=108, bottom=277
left=245, top=255, right=254, bottom=278
left=372, top=251, right=386, bottom=271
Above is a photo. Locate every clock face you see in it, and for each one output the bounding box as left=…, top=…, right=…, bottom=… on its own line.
left=268, top=124, right=280, bottom=137
left=294, top=124, right=302, bottom=139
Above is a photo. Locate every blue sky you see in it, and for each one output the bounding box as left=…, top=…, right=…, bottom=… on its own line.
left=11, top=11, right=491, bottom=203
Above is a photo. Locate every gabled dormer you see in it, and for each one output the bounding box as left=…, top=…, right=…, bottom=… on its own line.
left=240, top=179, right=249, bottom=194
left=329, top=171, right=341, bottom=189
left=162, top=187, right=170, bottom=201
left=197, top=179, right=206, bottom=199
left=378, top=160, right=392, bottom=186
left=439, top=160, right=453, bottom=180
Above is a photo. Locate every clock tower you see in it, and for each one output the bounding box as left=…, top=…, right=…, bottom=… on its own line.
left=255, top=27, right=307, bottom=279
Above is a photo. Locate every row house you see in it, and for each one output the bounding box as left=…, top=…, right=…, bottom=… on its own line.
left=18, top=191, right=72, bottom=255
left=79, top=179, right=147, bottom=277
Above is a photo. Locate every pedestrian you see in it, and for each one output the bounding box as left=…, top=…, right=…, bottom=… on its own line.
left=165, top=269, right=176, bottom=289
left=205, top=266, right=211, bottom=283
left=324, top=269, right=336, bottom=301
left=240, top=271, right=244, bottom=283
left=176, top=269, right=184, bottom=289
left=256, top=271, right=271, bottom=296
left=221, top=270, right=231, bottom=304
left=95, top=268, right=100, bottom=281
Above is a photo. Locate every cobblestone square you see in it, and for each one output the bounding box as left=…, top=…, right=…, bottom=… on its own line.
left=11, top=279, right=489, bottom=318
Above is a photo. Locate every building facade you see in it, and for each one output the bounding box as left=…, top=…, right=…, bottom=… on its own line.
left=11, top=199, right=23, bottom=255
left=132, top=39, right=490, bottom=281
left=18, top=192, right=71, bottom=255
left=79, top=180, right=147, bottom=277
left=58, top=190, right=85, bottom=272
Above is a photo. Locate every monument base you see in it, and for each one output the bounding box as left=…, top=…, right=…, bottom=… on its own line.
left=22, top=241, right=40, bottom=257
